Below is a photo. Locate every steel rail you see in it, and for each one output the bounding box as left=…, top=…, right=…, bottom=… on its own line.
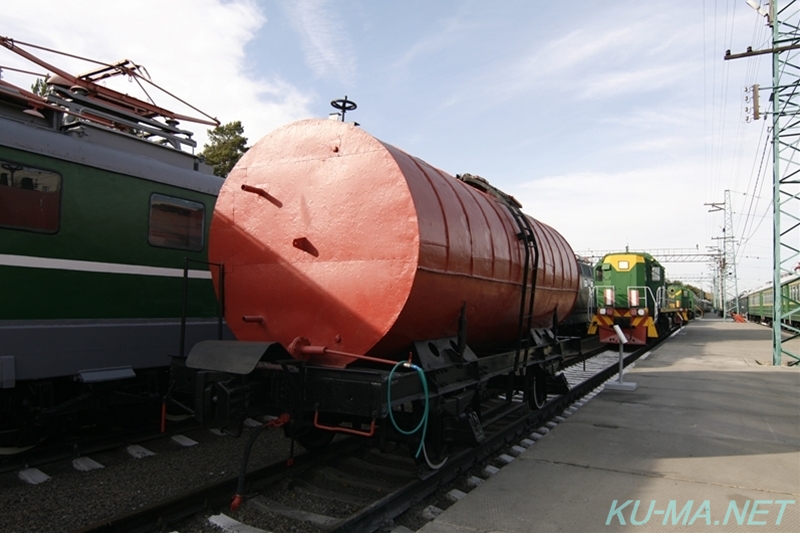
left=68, top=437, right=365, bottom=533
left=68, top=332, right=672, bottom=533
left=327, top=334, right=671, bottom=533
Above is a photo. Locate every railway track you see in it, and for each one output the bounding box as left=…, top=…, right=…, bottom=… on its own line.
left=68, top=336, right=667, bottom=533
left=1, top=336, right=601, bottom=477
left=0, top=404, right=199, bottom=475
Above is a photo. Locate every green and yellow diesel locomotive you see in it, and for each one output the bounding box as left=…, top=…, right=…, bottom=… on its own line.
left=588, top=252, right=682, bottom=345
left=666, top=284, right=698, bottom=322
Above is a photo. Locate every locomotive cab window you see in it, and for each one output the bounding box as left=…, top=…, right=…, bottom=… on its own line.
left=651, top=266, right=661, bottom=281
left=0, top=160, right=61, bottom=233
left=148, top=194, right=204, bottom=251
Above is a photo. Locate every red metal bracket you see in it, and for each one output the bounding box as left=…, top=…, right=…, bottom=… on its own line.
left=313, top=411, right=376, bottom=437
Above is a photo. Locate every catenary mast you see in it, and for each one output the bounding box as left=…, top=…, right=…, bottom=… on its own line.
left=726, top=0, right=800, bottom=365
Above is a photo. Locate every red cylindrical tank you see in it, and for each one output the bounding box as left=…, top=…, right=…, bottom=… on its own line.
left=209, top=119, right=578, bottom=367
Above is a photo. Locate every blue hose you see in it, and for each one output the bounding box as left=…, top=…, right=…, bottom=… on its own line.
left=387, top=360, right=429, bottom=458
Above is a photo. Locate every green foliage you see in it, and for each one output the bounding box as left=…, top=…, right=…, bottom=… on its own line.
left=30, top=76, right=52, bottom=97
left=683, top=282, right=705, bottom=298
left=200, top=121, right=249, bottom=177
left=666, top=279, right=708, bottom=299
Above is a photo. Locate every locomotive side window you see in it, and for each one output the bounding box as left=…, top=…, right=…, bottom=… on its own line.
left=148, top=194, right=204, bottom=251
left=651, top=266, right=661, bottom=281
left=0, top=159, right=61, bottom=233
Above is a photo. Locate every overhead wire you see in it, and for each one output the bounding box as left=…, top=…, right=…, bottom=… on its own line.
left=734, top=15, right=773, bottom=268
left=737, top=116, right=771, bottom=257
left=740, top=201, right=773, bottom=252
left=705, top=0, right=736, bottom=262
left=732, top=15, right=769, bottom=194
left=705, top=0, right=775, bottom=291
left=711, top=0, right=735, bottom=198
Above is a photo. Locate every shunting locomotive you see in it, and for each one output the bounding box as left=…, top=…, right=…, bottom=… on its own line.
left=666, top=284, right=697, bottom=322
left=588, top=251, right=687, bottom=345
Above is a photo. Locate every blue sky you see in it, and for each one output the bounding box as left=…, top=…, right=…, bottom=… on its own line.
left=2, top=0, right=778, bottom=294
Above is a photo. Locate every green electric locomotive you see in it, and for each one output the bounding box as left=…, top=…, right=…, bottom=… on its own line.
left=0, top=37, right=225, bottom=448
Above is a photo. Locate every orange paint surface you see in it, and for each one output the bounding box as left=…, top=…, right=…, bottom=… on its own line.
left=209, top=119, right=579, bottom=366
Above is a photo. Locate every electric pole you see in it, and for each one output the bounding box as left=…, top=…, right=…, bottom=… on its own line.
left=706, top=191, right=740, bottom=318
left=725, top=0, right=800, bottom=365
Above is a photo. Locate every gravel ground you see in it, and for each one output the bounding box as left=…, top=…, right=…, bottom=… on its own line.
left=0, top=422, right=518, bottom=532
left=0, top=426, right=294, bottom=533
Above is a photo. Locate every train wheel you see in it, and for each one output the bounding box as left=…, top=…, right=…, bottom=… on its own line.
left=528, top=366, right=547, bottom=410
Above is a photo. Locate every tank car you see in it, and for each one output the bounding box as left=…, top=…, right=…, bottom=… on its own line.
left=0, top=37, right=227, bottom=449
left=559, top=257, right=595, bottom=335
left=587, top=251, right=680, bottom=344
left=181, top=119, right=582, bottom=460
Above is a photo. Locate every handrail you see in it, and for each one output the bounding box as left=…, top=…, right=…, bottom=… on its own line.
left=593, top=284, right=662, bottom=318
left=505, top=203, right=539, bottom=371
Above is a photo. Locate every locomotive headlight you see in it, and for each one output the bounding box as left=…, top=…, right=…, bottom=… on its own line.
left=636, top=308, right=646, bottom=316
left=599, top=308, right=607, bottom=315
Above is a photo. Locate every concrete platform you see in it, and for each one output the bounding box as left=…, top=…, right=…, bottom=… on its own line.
left=418, top=319, right=800, bottom=532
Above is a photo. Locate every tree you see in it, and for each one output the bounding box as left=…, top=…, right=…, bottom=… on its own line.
left=667, top=279, right=709, bottom=300
left=199, top=121, right=249, bottom=177
left=30, top=76, right=52, bottom=98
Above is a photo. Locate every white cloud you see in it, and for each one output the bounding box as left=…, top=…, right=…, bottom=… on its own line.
left=390, top=15, right=472, bottom=73
left=464, top=4, right=702, bottom=107
left=1, top=0, right=313, bottom=149
left=510, top=165, right=770, bottom=291
left=0, top=1, right=774, bottom=294
left=575, top=62, right=698, bottom=101
left=513, top=166, right=707, bottom=251
left=282, top=0, right=356, bottom=85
